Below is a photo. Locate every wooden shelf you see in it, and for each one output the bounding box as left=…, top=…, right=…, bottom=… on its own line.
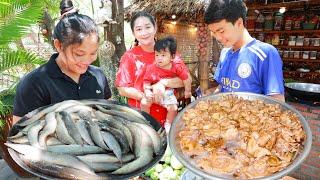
left=284, top=70, right=320, bottom=73
left=284, top=71, right=320, bottom=76
left=249, top=29, right=320, bottom=34
left=282, top=58, right=319, bottom=63
left=247, top=0, right=320, bottom=10
left=276, top=45, right=320, bottom=50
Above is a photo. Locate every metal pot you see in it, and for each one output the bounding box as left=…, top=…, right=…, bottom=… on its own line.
left=169, top=92, right=312, bottom=180
left=7, top=99, right=167, bottom=180
left=285, top=82, right=320, bottom=102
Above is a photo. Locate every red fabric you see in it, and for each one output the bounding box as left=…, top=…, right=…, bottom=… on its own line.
left=115, top=46, right=167, bottom=126
left=127, top=99, right=167, bottom=126
left=143, top=58, right=189, bottom=85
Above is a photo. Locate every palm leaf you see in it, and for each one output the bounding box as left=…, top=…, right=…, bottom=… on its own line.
left=43, top=0, right=60, bottom=19
left=0, top=0, right=45, bottom=45
left=0, top=49, right=45, bottom=118
left=0, top=0, right=29, bottom=18
left=0, top=48, right=45, bottom=73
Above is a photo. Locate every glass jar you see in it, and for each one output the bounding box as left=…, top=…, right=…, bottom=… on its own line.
left=294, top=51, right=300, bottom=59
left=257, top=33, right=265, bottom=42
left=314, top=38, right=320, bottom=46
left=302, top=51, right=309, bottom=59
left=284, top=17, right=293, bottom=30
left=255, top=14, right=265, bottom=31
left=288, top=36, right=296, bottom=46
left=265, top=35, right=272, bottom=44
left=310, top=38, right=316, bottom=46
left=303, top=38, right=310, bottom=46
left=296, top=36, right=304, bottom=46
left=264, top=14, right=274, bottom=30
left=283, top=50, right=289, bottom=58
left=279, top=38, right=285, bottom=45
left=289, top=51, right=294, bottom=58
left=310, top=51, right=317, bottom=59
left=272, top=34, right=280, bottom=45
left=274, top=12, right=283, bottom=30
left=293, top=16, right=303, bottom=30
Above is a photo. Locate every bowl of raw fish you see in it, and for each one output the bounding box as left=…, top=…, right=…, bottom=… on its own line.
left=6, top=99, right=167, bottom=180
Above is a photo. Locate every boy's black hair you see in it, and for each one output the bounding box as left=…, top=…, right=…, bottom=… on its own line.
left=154, top=37, right=177, bottom=57
left=53, top=0, right=99, bottom=48
left=204, top=0, right=247, bottom=26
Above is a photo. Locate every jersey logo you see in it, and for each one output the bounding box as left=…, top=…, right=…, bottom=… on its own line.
left=238, top=63, right=252, bottom=79
left=96, top=90, right=101, bottom=94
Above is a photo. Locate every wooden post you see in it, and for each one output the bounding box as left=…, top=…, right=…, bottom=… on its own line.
left=199, top=60, right=209, bottom=91
left=196, top=22, right=209, bottom=91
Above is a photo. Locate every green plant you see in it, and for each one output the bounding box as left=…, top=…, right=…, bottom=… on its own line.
left=0, top=0, right=58, bottom=130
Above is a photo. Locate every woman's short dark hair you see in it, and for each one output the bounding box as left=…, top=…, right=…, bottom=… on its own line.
left=154, top=36, right=177, bottom=57
left=53, top=0, right=99, bottom=48
left=130, top=11, right=156, bottom=31
left=204, top=0, right=247, bottom=25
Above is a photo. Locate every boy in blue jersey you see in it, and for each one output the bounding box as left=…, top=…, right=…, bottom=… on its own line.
left=204, top=0, right=285, bottom=101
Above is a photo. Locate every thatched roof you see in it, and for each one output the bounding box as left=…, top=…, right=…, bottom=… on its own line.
left=125, top=0, right=209, bottom=22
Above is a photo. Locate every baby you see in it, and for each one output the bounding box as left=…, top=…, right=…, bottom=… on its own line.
left=141, top=37, right=192, bottom=131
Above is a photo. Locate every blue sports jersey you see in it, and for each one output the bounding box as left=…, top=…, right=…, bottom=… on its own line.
left=214, top=39, right=284, bottom=95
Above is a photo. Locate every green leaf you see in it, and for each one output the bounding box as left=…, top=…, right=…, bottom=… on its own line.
left=0, top=0, right=45, bottom=45
left=0, top=48, right=46, bottom=73
left=43, top=0, right=60, bottom=20
left=0, top=89, right=15, bottom=117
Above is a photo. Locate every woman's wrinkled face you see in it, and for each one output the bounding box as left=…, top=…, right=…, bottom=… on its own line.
left=208, top=19, right=242, bottom=48
left=132, top=16, right=156, bottom=46
left=60, top=33, right=99, bottom=74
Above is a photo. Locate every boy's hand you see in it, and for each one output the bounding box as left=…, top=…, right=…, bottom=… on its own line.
left=184, top=90, right=192, bottom=99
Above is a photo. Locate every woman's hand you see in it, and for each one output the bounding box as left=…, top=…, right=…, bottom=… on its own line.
left=184, top=90, right=192, bottom=99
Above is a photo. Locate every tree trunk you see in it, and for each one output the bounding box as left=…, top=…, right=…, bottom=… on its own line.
left=42, top=8, right=54, bottom=47
left=106, top=0, right=126, bottom=64
left=100, top=0, right=126, bottom=100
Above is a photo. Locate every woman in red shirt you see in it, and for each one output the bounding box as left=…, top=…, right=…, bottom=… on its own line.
left=115, top=11, right=189, bottom=126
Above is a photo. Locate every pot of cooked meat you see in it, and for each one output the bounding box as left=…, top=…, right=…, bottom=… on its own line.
left=285, top=82, right=320, bottom=102
left=169, top=92, right=312, bottom=180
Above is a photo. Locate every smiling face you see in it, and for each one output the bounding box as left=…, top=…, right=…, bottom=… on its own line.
left=155, top=48, right=172, bottom=69
left=208, top=19, right=243, bottom=48
left=55, top=33, right=99, bottom=75
left=132, top=16, right=157, bottom=47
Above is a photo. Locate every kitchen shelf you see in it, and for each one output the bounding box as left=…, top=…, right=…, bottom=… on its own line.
left=276, top=45, right=320, bottom=50
left=247, top=0, right=320, bottom=11
left=249, top=29, right=320, bottom=34
left=282, top=58, right=319, bottom=63
left=248, top=0, right=320, bottom=84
